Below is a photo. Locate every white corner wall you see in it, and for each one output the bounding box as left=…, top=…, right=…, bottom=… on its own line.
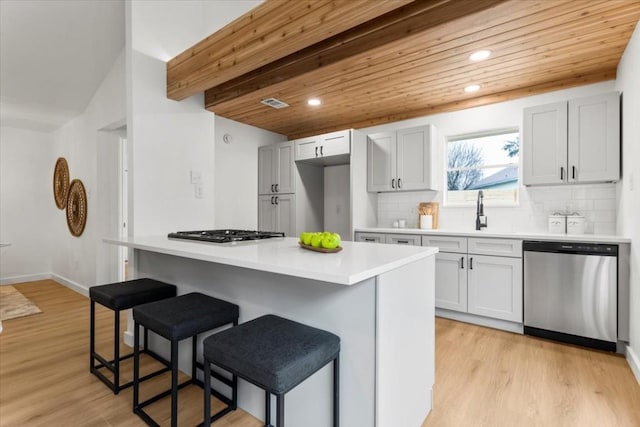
left=616, top=21, right=640, bottom=383
left=214, top=116, right=285, bottom=229
left=126, top=0, right=262, bottom=235
left=50, top=50, right=126, bottom=291
left=0, top=127, right=54, bottom=284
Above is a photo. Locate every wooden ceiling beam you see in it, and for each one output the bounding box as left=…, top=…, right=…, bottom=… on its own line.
left=166, top=0, right=414, bottom=101
left=204, top=0, right=508, bottom=109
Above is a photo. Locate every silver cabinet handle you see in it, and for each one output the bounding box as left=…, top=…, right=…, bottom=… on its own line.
left=271, top=184, right=275, bottom=192
left=572, top=166, right=576, bottom=180
left=469, top=257, right=473, bottom=270
left=274, top=184, right=279, bottom=192
left=398, top=178, right=402, bottom=189
left=274, top=196, right=279, bottom=205
left=391, top=178, right=395, bottom=189
left=560, top=167, right=564, bottom=181
left=397, top=240, right=409, bottom=244
left=320, top=145, right=323, bottom=156
left=270, top=196, right=275, bottom=204
left=315, top=146, right=318, bottom=157
left=364, top=238, right=375, bottom=242
left=460, top=257, right=464, bottom=269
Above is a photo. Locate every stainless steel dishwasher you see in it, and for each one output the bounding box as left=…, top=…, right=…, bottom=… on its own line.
left=523, top=240, right=618, bottom=351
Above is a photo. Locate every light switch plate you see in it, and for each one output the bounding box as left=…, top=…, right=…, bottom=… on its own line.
left=195, top=185, right=204, bottom=199
left=190, top=170, right=202, bottom=184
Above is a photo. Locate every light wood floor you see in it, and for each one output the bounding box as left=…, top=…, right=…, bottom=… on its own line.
left=1, top=280, right=639, bottom=426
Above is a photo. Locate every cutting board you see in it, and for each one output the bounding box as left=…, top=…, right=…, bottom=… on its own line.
left=418, top=202, right=439, bottom=229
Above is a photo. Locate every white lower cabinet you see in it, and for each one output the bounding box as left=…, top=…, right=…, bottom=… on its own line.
left=258, top=194, right=296, bottom=237
left=425, top=235, right=523, bottom=324
left=467, top=254, right=523, bottom=322
left=434, top=252, right=467, bottom=311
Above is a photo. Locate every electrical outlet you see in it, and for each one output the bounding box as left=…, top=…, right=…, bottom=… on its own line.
left=190, top=170, right=202, bottom=184
left=195, top=185, right=204, bottom=199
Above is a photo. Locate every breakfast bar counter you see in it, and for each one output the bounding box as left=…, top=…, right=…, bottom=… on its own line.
left=105, top=236, right=438, bottom=427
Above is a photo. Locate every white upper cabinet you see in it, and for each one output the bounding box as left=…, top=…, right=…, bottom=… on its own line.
left=523, top=92, right=620, bottom=186
left=294, top=129, right=350, bottom=165
left=523, top=101, right=568, bottom=185
left=258, top=141, right=295, bottom=195
left=367, top=125, right=436, bottom=192
left=568, top=92, right=620, bottom=183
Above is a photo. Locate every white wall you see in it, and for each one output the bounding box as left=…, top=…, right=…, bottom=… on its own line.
left=0, top=127, right=54, bottom=283
left=50, top=50, right=126, bottom=291
left=214, top=116, right=284, bottom=229
left=126, top=0, right=262, bottom=235
left=358, top=81, right=618, bottom=234
left=616, top=21, right=640, bottom=383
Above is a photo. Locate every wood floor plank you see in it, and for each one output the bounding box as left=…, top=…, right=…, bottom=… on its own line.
left=1, top=280, right=638, bottom=426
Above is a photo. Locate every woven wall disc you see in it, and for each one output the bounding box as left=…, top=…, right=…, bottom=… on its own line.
left=53, top=157, right=70, bottom=209
left=66, top=179, right=87, bottom=237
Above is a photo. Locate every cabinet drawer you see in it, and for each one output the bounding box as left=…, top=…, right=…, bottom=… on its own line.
left=386, top=234, right=421, bottom=246
left=355, top=232, right=385, bottom=243
left=422, top=236, right=467, bottom=253
left=468, top=238, right=522, bottom=258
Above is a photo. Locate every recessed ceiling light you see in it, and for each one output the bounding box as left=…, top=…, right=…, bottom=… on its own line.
left=307, top=98, right=321, bottom=106
left=469, top=50, right=491, bottom=61
left=464, top=84, right=481, bottom=93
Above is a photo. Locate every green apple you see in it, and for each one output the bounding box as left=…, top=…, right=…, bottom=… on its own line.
left=321, top=234, right=339, bottom=249
left=331, top=233, right=341, bottom=246
left=300, top=232, right=313, bottom=245
left=310, top=234, right=323, bottom=248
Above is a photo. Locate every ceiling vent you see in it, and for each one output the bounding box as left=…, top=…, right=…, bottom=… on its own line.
left=261, top=97, right=289, bottom=109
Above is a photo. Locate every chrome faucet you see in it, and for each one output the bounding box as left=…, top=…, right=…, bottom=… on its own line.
left=475, top=190, right=487, bottom=231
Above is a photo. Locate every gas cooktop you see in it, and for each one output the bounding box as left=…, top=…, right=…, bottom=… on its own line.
left=168, top=229, right=285, bottom=244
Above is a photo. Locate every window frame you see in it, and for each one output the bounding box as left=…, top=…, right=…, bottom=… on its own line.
left=443, top=127, right=521, bottom=208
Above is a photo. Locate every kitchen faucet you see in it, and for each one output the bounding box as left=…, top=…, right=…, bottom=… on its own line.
left=475, top=190, right=487, bottom=231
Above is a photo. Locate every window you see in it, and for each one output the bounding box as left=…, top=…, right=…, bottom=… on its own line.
left=445, top=129, right=520, bottom=206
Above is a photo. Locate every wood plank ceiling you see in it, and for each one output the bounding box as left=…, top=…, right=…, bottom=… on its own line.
left=167, top=0, right=640, bottom=140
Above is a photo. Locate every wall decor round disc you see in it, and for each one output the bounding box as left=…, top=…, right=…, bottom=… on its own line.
left=53, top=157, right=70, bottom=209
left=66, top=179, right=87, bottom=237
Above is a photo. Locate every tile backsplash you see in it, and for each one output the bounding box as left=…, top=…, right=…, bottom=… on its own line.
left=376, top=183, right=617, bottom=235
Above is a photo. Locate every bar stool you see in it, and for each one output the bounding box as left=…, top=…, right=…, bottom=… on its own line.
left=202, top=314, right=340, bottom=427
left=89, top=278, right=177, bottom=394
left=132, top=292, right=239, bottom=427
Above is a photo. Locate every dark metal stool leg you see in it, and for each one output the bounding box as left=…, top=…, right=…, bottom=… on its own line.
left=276, top=394, right=284, bottom=427
left=133, top=321, right=140, bottom=409
left=204, top=360, right=212, bottom=426
left=90, top=300, right=95, bottom=373
left=114, top=309, right=120, bottom=393
left=265, top=391, right=271, bottom=427
left=171, top=339, right=179, bottom=427
left=333, top=356, right=340, bottom=427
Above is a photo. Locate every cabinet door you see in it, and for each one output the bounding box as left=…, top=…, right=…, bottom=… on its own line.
left=568, top=92, right=620, bottom=183
left=367, top=132, right=396, bottom=192
left=274, top=194, right=296, bottom=237
left=258, top=145, right=276, bottom=195
left=258, top=195, right=276, bottom=231
left=295, top=137, right=319, bottom=161
left=523, top=102, right=568, bottom=185
left=467, top=255, right=522, bottom=322
left=434, top=253, right=468, bottom=311
left=396, top=126, right=433, bottom=191
left=385, top=234, right=421, bottom=245
left=276, top=142, right=295, bottom=193
left=320, top=130, right=350, bottom=157
left=355, top=232, right=385, bottom=243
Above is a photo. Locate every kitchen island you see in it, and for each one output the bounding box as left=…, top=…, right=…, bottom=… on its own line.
left=105, top=235, right=437, bottom=427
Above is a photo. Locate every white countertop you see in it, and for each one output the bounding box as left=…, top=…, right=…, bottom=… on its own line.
left=104, top=236, right=438, bottom=285
left=356, top=227, right=631, bottom=244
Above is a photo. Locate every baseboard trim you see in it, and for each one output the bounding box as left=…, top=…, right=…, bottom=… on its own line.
left=627, top=344, right=640, bottom=385
left=50, top=274, right=89, bottom=297
left=436, top=308, right=524, bottom=334
left=0, top=272, right=51, bottom=285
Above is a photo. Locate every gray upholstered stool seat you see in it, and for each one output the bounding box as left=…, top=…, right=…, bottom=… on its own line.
left=132, top=292, right=239, bottom=427
left=202, top=314, right=340, bottom=427
left=89, top=278, right=176, bottom=394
